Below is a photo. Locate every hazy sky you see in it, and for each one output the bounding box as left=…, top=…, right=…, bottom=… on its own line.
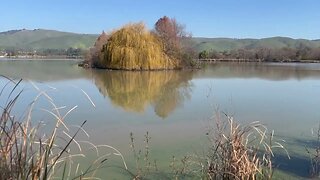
left=1, top=0, right=320, bottom=39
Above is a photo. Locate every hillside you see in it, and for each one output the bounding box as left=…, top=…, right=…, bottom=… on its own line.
left=1, top=29, right=320, bottom=52
left=0, top=29, right=98, bottom=50
left=192, top=37, right=320, bottom=52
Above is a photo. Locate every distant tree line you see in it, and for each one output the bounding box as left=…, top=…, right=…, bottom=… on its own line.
left=198, top=45, right=320, bottom=61
left=0, top=47, right=85, bottom=58
left=38, top=48, right=85, bottom=58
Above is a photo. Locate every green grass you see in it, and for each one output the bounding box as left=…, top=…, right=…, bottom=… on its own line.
left=1, top=29, right=320, bottom=52
left=0, top=29, right=97, bottom=50
left=27, top=34, right=98, bottom=49
left=192, top=37, right=320, bottom=52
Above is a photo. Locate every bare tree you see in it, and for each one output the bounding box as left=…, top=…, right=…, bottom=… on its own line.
left=154, top=16, right=188, bottom=58
left=86, top=31, right=109, bottom=67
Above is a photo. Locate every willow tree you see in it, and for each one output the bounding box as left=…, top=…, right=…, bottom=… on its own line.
left=99, top=23, right=180, bottom=70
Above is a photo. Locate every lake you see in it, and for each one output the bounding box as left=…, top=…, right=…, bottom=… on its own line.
left=1, top=60, right=320, bottom=179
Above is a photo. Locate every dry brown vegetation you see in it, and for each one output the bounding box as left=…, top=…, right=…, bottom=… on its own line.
left=85, top=31, right=109, bottom=67
left=306, top=123, right=320, bottom=178
left=0, top=76, right=127, bottom=179
left=83, top=16, right=197, bottom=70
left=198, top=112, right=290, bottom=180
left=99, top=23, right=180, bottom=70
left=154, top=16, right=185, bottom=59
left=162, top=112, right=290, bottom=179
left=116, top=111, right=290, bottom=179
left=0, top=75, right=295, bottom=179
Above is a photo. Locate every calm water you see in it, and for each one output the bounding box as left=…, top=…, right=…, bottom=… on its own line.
left=1, top=60, right=320, bottom=179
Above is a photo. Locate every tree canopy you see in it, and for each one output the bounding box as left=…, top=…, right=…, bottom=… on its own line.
left=154, top=16, right=182, bottom=58
left=85, top=16, right=194, bottom=70
left=98, top=23, right=180, bottom=70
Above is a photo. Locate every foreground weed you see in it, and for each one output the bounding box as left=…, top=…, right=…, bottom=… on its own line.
left=128, top=131, right=158, bottom=179
left=201, top=111, right=289, bottom=180
left=0, top=76, right=127, bottom=179
left=306, top=123, right=320, bottom=178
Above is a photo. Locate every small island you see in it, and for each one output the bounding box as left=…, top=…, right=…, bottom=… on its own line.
left=83, top=16, right=195, bottom=70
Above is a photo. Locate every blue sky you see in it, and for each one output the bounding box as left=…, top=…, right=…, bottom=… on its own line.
left=1, top=0, right=320, bottom=39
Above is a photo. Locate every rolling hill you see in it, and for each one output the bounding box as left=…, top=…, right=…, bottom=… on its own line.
left=192, top=37, right=320, bottom=52
left=0, top=29, right=98, bottom=50
left=0, top=29, right=319, bottom=52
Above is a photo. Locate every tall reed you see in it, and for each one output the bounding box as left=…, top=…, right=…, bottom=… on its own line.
left=0, top=76, right=127, bottom=179
left=202, top=112, right=289, bottom=180
left=306, top=123, right=320, bottom=177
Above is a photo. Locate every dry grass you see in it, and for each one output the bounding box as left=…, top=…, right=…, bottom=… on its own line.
left=119, top=110, right=290, bottom=180
left=0, top=76, right=127, bottom=179
left=127, top=132, right=155, bottom=179
left=306, top=123, right=320, bottom=177
left=152, top=112, right=281, bottom=180
left=201, top=111, right=290, bottom=180
left=0, top=74, right=292, bottom=179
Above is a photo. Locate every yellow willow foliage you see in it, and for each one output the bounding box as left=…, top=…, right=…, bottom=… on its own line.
left=99, top=23, right=181, bottom=70
left=91, top=70, right=193, bottom=118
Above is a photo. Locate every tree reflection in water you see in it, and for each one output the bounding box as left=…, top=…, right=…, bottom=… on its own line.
left=91, top=70, right=194, bottom=118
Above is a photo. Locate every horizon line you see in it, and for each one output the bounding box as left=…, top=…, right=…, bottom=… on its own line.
left=1, top=28, right=319, bottom=41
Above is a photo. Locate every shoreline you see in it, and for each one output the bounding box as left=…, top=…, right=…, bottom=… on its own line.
left=0, top=57, right=83, bottom=61
left=1, top=57, right=320, bottom=64
left=197, top=58, right=320, bottom=63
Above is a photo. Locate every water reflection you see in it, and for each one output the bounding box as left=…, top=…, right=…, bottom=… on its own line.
left=0, top=60, right=86, bottom=81
left=197, top=62, right=320, bottom=80
left=91, top=70, right=194, bottom=118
